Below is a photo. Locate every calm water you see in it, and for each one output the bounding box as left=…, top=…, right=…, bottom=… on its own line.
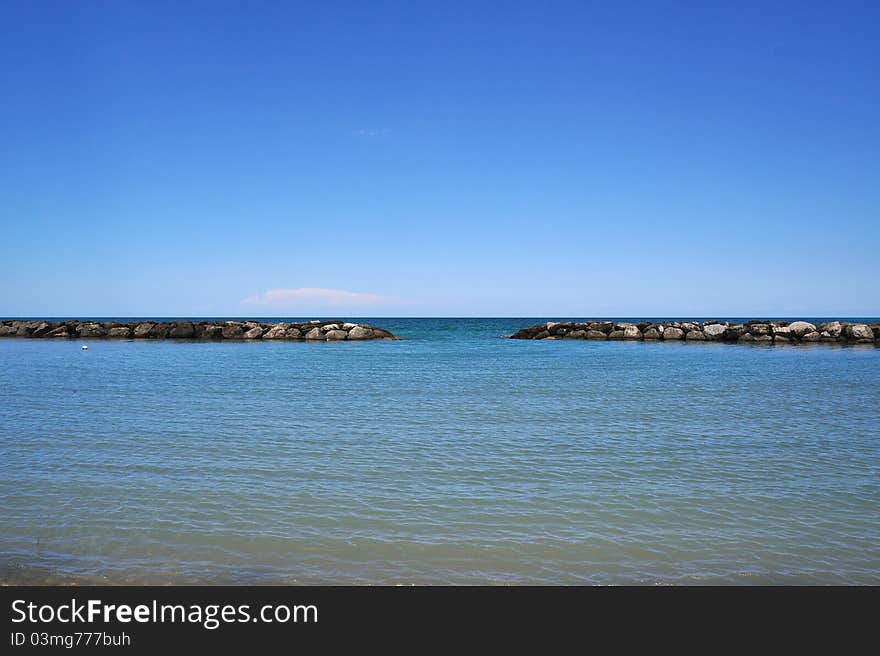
left=1, top=318, right=878, bottom=584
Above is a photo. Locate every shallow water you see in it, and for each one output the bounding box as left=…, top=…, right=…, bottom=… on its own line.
left=1, top=318, right=878, bottom=584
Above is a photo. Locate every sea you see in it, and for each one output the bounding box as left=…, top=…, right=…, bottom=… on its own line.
left=1, top=318, right=878, bottom=584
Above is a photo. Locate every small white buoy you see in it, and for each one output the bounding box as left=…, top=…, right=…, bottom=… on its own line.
left=81, top=345, right=88, bottom=350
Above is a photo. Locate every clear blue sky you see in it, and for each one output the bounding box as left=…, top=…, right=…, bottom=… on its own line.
left=2, top=1, right=878, bottom=317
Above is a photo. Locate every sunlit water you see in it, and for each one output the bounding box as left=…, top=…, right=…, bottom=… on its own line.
left=1, top=318, right=878, bottom=584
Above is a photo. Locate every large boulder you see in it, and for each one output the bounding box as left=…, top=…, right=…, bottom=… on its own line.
left=703, top=324, right=727, bottom=340
left=262, top=324, right=288, bottom=339
left=325, top=329, right=348, bottom=340
left=749, top=323, right=771, bottom=336
left=685, top=330, right=706, bottom=341
left=347, top=326, right=374, bottom=340
left=787, top=321, right=817, bottom=337
left=221, top=324, right=244, bottom=339
left=662, top=327, right=685, bottom=340
left=818, top=321, right=842, bottom=337
left=643, top=327, right=660, bottom=340
left=847, top=324, right=874, bottom=341
left=31, top=321, right=54, bottom=337
left=148, top=323, right=169, bottom=338
left=801, top=331, right=820, bottom=342
left=771, top=325, right=791, bottom=338
left=133, top=322, right=154, bottom=338
left=77, top=323, right=106, bottom=338
left=108, top=327, right=131, bottom=338
left=201, top=325, right=223, bottom=340
left=586, top=330, right=607, bottom=340
left=563, top=330, right=587, bottom=339
left=305, top=327, right=324, bottom=340
left=169, top=322, right=195, bottom=338
left=243, top=326, right=264, bottom=339
left=623, top=325, right=642, bottom=340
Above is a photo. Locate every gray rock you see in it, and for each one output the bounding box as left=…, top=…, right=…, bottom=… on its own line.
left=202, top=325, right=223, bottom=339
left=46, top=326, right=69, bottom=338
left=818, top=321, right=842, bottom=337
left=262, top=325, right=288, bottom=339
left=788, top=321, right=817, bottom=337
left=169, top=322, right=194, bottom=338
left=32, top=321, right=53, bottom=337
left=703, top=324, right=727, bottom=339
left=305, top=327, right=324, bottom=340
left=662, top=327, right=685, bottom=340
left=586, top=330, right=607, bottom=340
left=221, top=324, right=244, bottom=339
left=754, top=334, right=773, bottom=343
left=685, top=330, right=706, bottom=341
left=623, top=325, right=642, bottom=340
left=750, top=323, right=770, bottom=336
left=133, top=322, right=154, bottom=337
left=77, top=323, right=105, bottom=338
left=847, top=324, right=874, bottom=341
left=148, top=323, right=169, bottom=339
left=243, top=326, right=263, bottom=339
left=108, top=327, right=131, bottom=338
left=563, top=330, right=587, bottom=339
left=723, top=326, right=744, bottom=340
left=321, top=324, right=340, bottom=332
left=286, top=327, right=303, bottom=339
left=771, top=325, right=791, bottom=338
left=608, top=330, right=625, bottom=340
left=801, top=331, right=820, bottom=342
left=738, top=333, right=755, bottom=342
left=643, top=327, right=660, bottom=340
left=325, top=329, right=348, bottom=340
left=347, top=325, right=374, bottom=340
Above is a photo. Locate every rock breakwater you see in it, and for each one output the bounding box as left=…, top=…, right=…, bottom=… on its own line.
left=0, top=320, right=398, bottom=341
left=510, top=320, right=879, bottom=345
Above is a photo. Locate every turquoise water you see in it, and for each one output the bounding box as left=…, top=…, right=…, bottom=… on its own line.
left=1, top=318, right=878, bottom=584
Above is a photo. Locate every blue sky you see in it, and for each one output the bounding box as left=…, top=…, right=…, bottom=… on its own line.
left=1, top=1, right=878, bottom=317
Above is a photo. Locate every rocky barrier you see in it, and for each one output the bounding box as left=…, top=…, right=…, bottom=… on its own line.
left=0, top=320, right=398, bottom=341
left=510, top=320, right=879, bottom=344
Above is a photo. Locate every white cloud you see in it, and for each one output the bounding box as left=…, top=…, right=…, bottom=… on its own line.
left=241, top=287, right=402, bottom=308
left=355, top=128, right=390, bottom=137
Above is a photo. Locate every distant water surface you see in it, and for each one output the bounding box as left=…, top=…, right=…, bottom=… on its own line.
left=1, top=318, right=878, bottom=584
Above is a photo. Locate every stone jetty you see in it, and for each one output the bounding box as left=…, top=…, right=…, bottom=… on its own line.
left=510, top=320, right=879, bottom=345
left=0, top=320, right=398, bottom=341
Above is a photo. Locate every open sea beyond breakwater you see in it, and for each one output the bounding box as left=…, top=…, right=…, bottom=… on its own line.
left=1, top=318, right=878, bottom=584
